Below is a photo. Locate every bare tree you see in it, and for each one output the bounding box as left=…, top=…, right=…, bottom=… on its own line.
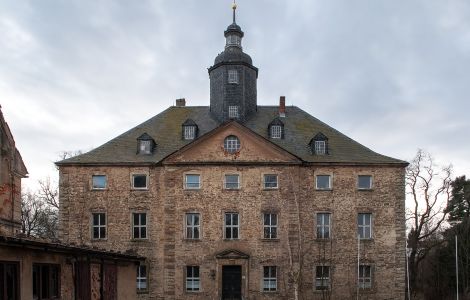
left=21, top=190, right=44, bottom=237
left=38, top=177, right=59, bottom=209
left=406, top=149, right=452, bottom=296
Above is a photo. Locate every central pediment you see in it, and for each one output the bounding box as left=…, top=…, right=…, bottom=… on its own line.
left=163, top=121, right=301, bottom=165
left=215, top=249, right=250, bottom=259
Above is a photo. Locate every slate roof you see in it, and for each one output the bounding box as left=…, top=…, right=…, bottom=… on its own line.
left=56, top=106, right=406, bottom=166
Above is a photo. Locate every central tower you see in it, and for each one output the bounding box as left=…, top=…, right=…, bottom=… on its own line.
left=208, top=2, right=258, bottom=123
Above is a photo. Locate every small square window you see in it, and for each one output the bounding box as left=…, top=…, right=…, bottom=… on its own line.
left=225, top=174, right=240, bottom=189
left=228, top=106, right=239, bottom=119
left=263, top=174, right=278, bottom=189
left=228, top=70, right=239, bottom=84
left=132, top=174, right=148, bottom=189
left=137, top=265, right=147, bottom=292
left=186, top=266, right=200, bottom=292
left=92, top=175, right=107, bottom=189
left=263, top=266, right=277, bottom=291
left=185, top=174, right=200, bottom=189
left=358, top=175, right=372, bottom=190
left=315, top=141, right=326, bottom=155
left=316, top=175, right=331, bottom=190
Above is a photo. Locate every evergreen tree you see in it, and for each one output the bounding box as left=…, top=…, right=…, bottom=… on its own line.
left=446, top=176, right=470, bottom=222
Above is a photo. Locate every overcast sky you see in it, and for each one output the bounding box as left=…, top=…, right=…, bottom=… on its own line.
left=1, top=0, right=469, bottom=189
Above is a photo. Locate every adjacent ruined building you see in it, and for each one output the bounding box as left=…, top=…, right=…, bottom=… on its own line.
left=57, top=5, right=407, bottom=299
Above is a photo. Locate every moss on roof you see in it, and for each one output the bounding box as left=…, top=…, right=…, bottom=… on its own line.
left=57, top=106, right=406, bottom=166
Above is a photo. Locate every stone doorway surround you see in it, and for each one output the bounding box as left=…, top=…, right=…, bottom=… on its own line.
left=215, top=249, right=250, bottom=300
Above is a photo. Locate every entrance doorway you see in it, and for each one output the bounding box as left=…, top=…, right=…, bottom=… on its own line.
left=222, top=265, right=242, bottom=300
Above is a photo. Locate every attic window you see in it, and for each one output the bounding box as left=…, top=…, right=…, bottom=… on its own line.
left=224, top=135, right=240, bottom=154
left=228, top=70, right=239, bottom=84
left=182, top=119, right=198, bottom=140
left=310, top=133, right=328, bottom=155
left=137, top=133, right=155, bottom=155
left=268, top=118, right=284, bottom=139
left=228, top=106, right=239, bottom=119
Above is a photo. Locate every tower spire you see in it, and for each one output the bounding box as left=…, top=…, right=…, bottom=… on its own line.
left=232, top=0, right=237, bottom=23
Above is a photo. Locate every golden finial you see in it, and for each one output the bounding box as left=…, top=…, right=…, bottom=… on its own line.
left=232, top=0, right=237, bottom=23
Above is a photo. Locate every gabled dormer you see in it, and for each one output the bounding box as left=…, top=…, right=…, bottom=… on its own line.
left=309, top=132, right=328, bottom=155
left=268, top=118, right=284, bottom=139
left=182, top=119, right=198, bottom=140
left=137, top=133, right=155, bottom=155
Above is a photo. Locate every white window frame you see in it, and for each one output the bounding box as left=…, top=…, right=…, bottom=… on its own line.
left=140, top=140, right=152, bottom=154
left=270, top=125, right=282, bottom=139
left=92, top=175, right=107, bottom=190
left=92, top=212, right=106, bottom=239
left=228, top=106, right=239, bottom=119
left=132, top=174, right=148, bottom=190
left=132, top=212, right=147, bottom=239
left=228, top=70, right=239, bottom=84
left=358, top=265, right=372, bottom=289
left=186, top=266, right=200, bottom=292
left=224, top=135, right=240, bottom=153
left=184, top=126, right=196, bottom=140
left=185, top=213, right=200, bottom=239
left=316, top=175, right=332, bottom=190
left=316, top=212, right=331, bottom=239
left=263, top=174, right=278, bottom=189
left=358, top=175, right=373, bottom=190
left=263, top=266, right=277, bottom=292
left=224, top=174, right=240, bottom=189
left=315, top=265, right=330, bottom=290
left=185, top=174, right=200, bottom=189
left=314, top=140, right=326, bottom=155
left=358, top=213, right=372, bottom=239
left=137, top=264, right=148, bottom=291
left=224, top=212, right=239, bottom=240
left=263, top=213, right=278, bottom=239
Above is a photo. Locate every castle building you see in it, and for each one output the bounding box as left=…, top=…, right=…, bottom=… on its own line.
left=57, top=5, right=407, bottom=299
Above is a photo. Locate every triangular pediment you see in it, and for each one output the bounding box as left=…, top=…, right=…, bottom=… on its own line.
left=163, top=121, right=301, bottom=165
left=215, top=249, right=250, bottom=259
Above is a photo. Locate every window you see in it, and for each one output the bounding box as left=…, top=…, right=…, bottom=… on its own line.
left=224, top=135, right=240, bottom=153
left=263, top=174, right=278, bottom=189
left=358, top=213, right=372, bottom=239
left=137, top=265, right=147, bottom=292
left=316, top=175, right=331, bottom=190
left=358, top=265, right=372, bottom=289
left=228, top=70, right=239, bottom=84
left=315, top=266, right=330, bottom=290
left=0, top=262, right=19, bottom=300
left=132, top=174, right=148, bottom=189
left=263, top=213, right=277, bottom=239
left=358, top=175, right=372, bottom=190
left=133, top=213, right=147, bottom=239
left=270, top=125, right=282, bottom=139
left=184, top=126, right=196, bottom=140
left=186, top=266, right=200, bottom=292
left=224, top=213, right=239, bottom=239
left=224, top=174, right=240, bottom=189
left=263, top=266, right=277, bottom=291
left=140, top=140, right=152, bottom=154
left=228, top=106, right=239, bottom=119
left=186, top=213, right=200, bottom=239
left=185, top=174, right=200, bottom=189
left=92, top=213, right=106, bottom=239
left=33, top=264, right=60, bottom=299
left=315, top=141, right=326, bottom=155
left=226, top=34, right=241, bottom=47
left=316, top=213, right=331, bottom=239
left=92, top=175, right=107, bottom=189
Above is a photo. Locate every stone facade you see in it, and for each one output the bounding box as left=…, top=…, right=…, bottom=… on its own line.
left=58, top=122, right=406, bottom=299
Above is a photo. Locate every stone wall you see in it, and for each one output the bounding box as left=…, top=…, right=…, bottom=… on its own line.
left=59, top=163, right=406, bottom=299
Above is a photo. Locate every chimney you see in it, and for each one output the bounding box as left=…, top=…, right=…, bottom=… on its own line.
left=176, top=98, right=186, bottom=107
left=279, top=96, right=286, bottom=117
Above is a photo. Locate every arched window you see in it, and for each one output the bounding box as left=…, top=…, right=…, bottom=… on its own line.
left=224, top=135, right=240, bottom=153
left=268, top=118, right=284, bottom=139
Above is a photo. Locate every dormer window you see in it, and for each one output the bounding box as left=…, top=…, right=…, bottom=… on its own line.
left=228, top=70, right=239, bottom=84
left=309, top=132, right=329, bottom=155
left=228, top=106, right=239, bottom=119
left=268, top=118, right=284, bottom=139
left=137, top=133, right=155, bottom=155
left=182, top=119, right=198, bottom=140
